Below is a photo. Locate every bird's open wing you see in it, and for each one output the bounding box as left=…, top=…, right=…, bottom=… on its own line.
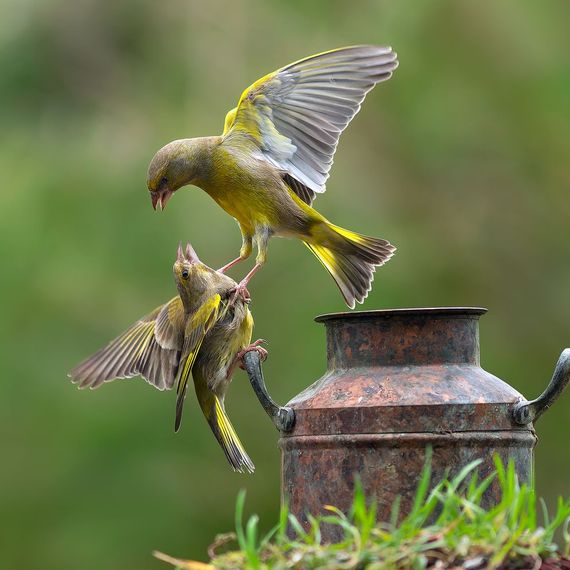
left=222, top=45, right=398, bottom=204
left=174, top=293, right=226, bottom=431
left=69, top=296, right=185, bottom=391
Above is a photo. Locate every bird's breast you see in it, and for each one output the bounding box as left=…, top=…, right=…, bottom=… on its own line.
left=195, top=304, right=253, bottom=394
left=203, top=145, right=286, bottom=229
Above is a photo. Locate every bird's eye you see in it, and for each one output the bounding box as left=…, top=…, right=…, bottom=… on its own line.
left=160, top=176, right=168, bottom=186
left=181, top=269, right=189, bottom=279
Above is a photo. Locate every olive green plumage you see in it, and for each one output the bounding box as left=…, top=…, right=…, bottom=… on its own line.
left=69, top=244, right=256, bottom=473
left=147, top=45, right=398, bottom=308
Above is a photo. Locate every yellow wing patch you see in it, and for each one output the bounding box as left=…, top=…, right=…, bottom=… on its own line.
left=174, top=294, right=224, bottom=431
left=222, top=46, right=398, bottom=195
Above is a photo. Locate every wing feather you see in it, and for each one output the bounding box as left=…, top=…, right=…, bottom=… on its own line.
left=283, top=174, right=316, bottom=206
left=174, top=294, right=226, bottom=431
left=69, top=297, right=184, bottom=391
left=223, top=45, right=398, bottom=199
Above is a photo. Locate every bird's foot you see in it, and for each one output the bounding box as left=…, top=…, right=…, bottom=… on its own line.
left=237, top=339, right=268, bottom=370
left=226, top=340, right=267, bottom=380
left=229, top=282, right=251, bottom=305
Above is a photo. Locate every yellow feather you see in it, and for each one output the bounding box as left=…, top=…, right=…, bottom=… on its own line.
left=176, top=294, right=221, bottom=397
left=214, top=396, right=252, bottom=471
left=135, top=325, right=155, bottom=359
left=222, top=107, right=237, bottom=135
left=327, top=223, right=366, bottom=243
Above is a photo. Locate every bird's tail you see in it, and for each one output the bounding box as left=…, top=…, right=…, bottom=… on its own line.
left=204, top=394, right=255, bottom=474
left=305, top=221, right=396, bottom=309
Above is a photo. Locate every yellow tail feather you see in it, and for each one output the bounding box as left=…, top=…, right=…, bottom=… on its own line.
left=211, top=396, right=255, bottom=474
left=305, top=222, right=396, bottom=308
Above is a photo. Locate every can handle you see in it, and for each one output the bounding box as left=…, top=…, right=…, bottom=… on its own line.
left=242, top=350, right=295, bottom=432
left=513, top=348, right=570, bottom=425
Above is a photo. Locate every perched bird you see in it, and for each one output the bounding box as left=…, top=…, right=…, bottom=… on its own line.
left=147, top=45, right=398, bottom=309
left=69, top=244, right=266, bottom=473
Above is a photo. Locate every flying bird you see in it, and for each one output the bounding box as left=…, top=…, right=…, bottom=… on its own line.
left=147, top=45, right=398, bottom=308
left=69, top=244, right=266, bottom=473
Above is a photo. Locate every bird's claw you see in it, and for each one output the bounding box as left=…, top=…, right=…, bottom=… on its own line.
left=229, top=283, right=251, bottom=304
left=238, top=340, right=268, bottom=370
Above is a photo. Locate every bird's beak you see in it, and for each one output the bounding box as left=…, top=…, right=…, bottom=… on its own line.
left=151, top=189, right=173, bottom=211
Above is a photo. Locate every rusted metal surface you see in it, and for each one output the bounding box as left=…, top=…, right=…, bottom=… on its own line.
left=281, top=433, right=534, bottom=541
left=278, top=308, right=568, bottom=542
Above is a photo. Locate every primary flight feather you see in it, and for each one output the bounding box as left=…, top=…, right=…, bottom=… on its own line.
left=69, top=244, right=267, bottom=473
left=148, top=45, right=398, bottom=308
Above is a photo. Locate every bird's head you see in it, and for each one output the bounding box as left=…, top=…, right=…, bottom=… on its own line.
left=173, top=242, right=201, bottom=279
left=147, top=140, right=199, bottom=211
left=173, top=243, right=213, bottom=304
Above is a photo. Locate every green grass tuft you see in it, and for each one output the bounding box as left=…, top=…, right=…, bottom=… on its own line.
left=158, top=455, right=570, bottom=570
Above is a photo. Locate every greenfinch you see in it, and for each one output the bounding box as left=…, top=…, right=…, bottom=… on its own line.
left=147, top=45, right=398, bottom=309
left=69, top=244, right=265, bottom=473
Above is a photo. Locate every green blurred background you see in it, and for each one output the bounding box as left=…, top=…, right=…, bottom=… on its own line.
left=1, top=0, right=569, bottom=568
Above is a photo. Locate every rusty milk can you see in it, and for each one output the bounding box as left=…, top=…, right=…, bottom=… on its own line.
left=249, top=307, right=569, bottom=536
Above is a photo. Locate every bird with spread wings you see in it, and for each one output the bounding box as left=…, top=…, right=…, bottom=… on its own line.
left=69, top=244, right=266, bottom=473
left=148, top=45, right=398, bottom=308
